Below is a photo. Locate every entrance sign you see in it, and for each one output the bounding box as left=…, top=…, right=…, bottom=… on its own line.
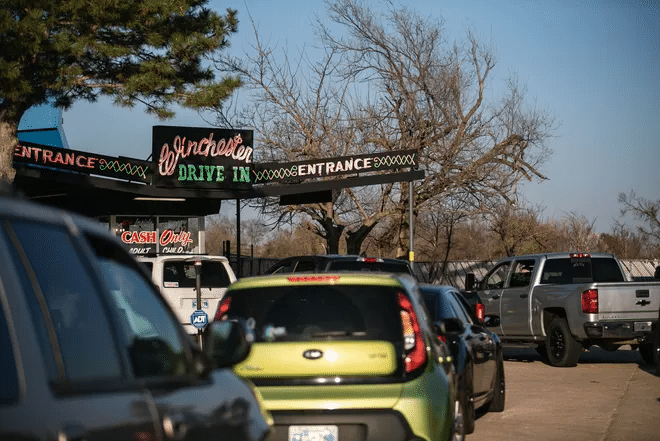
left=252, top=150, right=418, bottom=184
left=13, top=141, right=151, bottom=183
left=153, top=125, right=253, bottom=189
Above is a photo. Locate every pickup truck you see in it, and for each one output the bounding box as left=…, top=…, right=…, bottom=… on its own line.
left=137, top=255, right=236, bottom=336
left=465, top=252, right=660, bottom=367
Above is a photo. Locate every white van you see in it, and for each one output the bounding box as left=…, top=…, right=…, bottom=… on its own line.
left=137, top=255, right=236, bottom=335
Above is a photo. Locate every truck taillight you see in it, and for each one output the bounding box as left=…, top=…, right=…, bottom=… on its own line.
left=214, top=296, right=232, bottom=321
left=581, top=289, right=598, bottom=314
left=475, top=303, right=485, bottom=323
left=398, top=292, right=427, bottom=373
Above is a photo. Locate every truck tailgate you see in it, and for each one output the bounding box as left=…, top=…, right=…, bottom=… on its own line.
left=595, top=282, right=660, bottom=321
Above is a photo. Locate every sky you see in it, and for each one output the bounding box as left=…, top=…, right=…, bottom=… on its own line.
left=23, top=0, right=659, bottom=233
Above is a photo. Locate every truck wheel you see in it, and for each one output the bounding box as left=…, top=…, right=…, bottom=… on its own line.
left=534, top=343, right=548, bottom=360
left=486, top=351, right=505, bottom=412
left=639, top=339, right=660, bottom=366
left=545, top=317, right=582, bottom=367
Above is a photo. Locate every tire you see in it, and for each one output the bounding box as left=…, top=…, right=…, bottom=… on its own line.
left=486, top=350, right=505, bottom=412
left=639, top=336, right=660, bottom=366
left=545, top=317, right=582, bottom=367
left=461, top=364, right=476, bottom=434
left=451, top=390, right=465, bottom=441
left=534, top=343, right=547, bottom=360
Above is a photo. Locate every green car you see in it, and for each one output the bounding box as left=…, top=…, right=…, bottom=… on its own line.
left=214, top=272, right=458, bottom=441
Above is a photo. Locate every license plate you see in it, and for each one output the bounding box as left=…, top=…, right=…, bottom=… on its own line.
left=634, top=321, right=652, bottom=332
left=192, top=300, right=209, bottom=309
left=288, top=425, right=338, bottom=441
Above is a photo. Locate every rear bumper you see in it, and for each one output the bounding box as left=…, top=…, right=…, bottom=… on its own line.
left=267, top=409, right=423, bottom=441
left=583, top=320, right=657, bottom=342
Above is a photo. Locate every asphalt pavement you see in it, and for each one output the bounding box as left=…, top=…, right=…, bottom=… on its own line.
left=468, top=345, right=660, bottom=441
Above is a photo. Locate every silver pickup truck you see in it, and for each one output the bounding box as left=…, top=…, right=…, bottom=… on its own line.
left=465, top=252, right=660, bottom=367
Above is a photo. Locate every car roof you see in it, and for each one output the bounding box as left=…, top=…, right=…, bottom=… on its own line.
left=229, top=272, right=415, bottom=291
left=136, top=254, right=229, bottom=262
left=497, top=252, right=616, bottom=261
left=418, top=284, right=458, bottom=293
left=278, top=254, right=409, bottom=262
left=1, top=192, right=113, bottom=239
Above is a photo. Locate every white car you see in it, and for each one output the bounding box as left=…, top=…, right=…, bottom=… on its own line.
left=137, top=255, right=236, bottom=335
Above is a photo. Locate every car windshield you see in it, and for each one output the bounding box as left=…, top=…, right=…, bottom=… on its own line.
left=224, top=285, right=402, bottom=343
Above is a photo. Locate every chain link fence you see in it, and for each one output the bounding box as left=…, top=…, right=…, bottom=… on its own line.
left=228, top=255, right=659, bottom=289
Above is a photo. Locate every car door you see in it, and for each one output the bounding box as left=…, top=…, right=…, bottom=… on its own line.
left=0, top=219, right=158, bottom=441
left=500, top=259, right=536, bottom=337
left=479, top=261, right=512, bottom=334
left=85, top=233, right=269, bottom=441
left=449, top=291, right=496, bottom=398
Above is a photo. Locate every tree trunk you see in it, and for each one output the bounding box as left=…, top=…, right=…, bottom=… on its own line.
left=0, top=121, right=18, bottom=181
left=324, top=222, right=343, bottom=254
left=345, top=223, right=377, bottom=255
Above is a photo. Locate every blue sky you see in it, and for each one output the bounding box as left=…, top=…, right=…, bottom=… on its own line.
left=27, top=0, right=658, bottom=233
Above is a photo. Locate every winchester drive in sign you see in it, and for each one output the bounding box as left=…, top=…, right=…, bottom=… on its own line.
left=153, top=125, right=253, bottom=189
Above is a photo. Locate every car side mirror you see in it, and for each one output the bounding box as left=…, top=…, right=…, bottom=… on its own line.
left=202, top=319, right=253, bottom=369
left=435, top=317, right=465, bottom=335
left=483, top=314, right=500, bottom=328
left=465, top=273, right=476, bottom=291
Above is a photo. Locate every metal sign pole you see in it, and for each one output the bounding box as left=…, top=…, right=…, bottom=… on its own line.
left=194, top=259, right=203, bottom=349
left=408, top=180, right=414, bottom=273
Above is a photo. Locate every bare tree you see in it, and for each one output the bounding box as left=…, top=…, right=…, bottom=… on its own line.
left=619, top=191, right=660, bottom=256
left=558, top=212, right=600, bottom=251
left=205, top=215, right=236, bottom=255
left=216, top=0, right=555, bottom=256
left=599, top=221, right=646, bottom=259
left=488, top=203, right=553, bottom=256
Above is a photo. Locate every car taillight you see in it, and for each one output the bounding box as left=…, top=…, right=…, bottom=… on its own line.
left=475, top=302, right=485, bottom=323
left=287, top=275, right=341, bottom=283
left=397, top=292, right=427, bottom=373
left=581, top=289, right=598, bottom=314
left=570, top=253, right=591, bottom=259
left=214, top=296, right=232, bottom=321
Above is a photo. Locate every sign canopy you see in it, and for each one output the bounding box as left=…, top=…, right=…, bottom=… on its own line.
left=12, top=125, right=424, bottom=216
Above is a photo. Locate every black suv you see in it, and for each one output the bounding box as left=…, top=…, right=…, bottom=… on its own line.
left=0, top=185, right=271, bottom=441
left=265, top=254, right=416, bottom=278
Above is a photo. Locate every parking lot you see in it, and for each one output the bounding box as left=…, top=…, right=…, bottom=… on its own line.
left=469, top=345, right=660, bottom=441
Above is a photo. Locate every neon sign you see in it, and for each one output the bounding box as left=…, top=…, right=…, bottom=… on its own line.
left=13, top=142, right=152, bottom=183
left=153, top=126, right=253, bottom=189
left=253, top=150, right=418, bottom=184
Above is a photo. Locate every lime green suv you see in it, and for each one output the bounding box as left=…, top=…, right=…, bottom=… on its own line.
left=214, top=272, right=457, bottom=441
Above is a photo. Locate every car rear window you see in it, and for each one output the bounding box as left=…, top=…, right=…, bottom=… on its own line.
left=162, top=260, right=231, bottom=288
left=224, top=285, right=402, bottom=343
left=540, top=257, right=625, bottom=284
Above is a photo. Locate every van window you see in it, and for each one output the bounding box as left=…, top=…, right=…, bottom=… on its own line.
left=162, top=260, right=231, bottom=288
